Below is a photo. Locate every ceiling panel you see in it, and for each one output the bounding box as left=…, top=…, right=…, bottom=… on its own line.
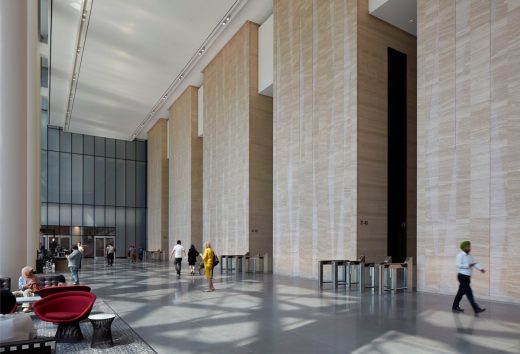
left=49, top=0, right=82, bottom=127
left=54, top=0, right=236, bottom=139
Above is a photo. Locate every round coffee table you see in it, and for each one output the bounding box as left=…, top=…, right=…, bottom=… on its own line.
left=88, top=313, right=116, bottom=348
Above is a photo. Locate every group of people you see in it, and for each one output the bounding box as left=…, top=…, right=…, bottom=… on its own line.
left=170, top=240, right=216, bottom=292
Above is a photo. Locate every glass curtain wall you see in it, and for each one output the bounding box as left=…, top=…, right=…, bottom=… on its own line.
left=41, top=119, right=147, bottom=258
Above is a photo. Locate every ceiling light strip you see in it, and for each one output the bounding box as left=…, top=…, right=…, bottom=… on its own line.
left=64, top=0, right=93, bottom=132
left=129, top=0, right=248, bottom=140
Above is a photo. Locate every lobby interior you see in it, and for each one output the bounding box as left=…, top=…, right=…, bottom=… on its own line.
left=1, top=0, right=519, bottom=353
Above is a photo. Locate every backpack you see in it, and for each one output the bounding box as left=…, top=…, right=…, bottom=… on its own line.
left=213, top=253, right=219, bottom=267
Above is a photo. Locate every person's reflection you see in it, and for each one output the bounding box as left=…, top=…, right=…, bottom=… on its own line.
left=453, top=312, right=476, bottom=335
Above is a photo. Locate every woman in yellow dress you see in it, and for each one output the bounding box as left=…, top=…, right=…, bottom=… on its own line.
left=201, top=241, right=215, bottom=292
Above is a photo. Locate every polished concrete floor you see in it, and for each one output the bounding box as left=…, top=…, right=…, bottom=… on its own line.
left=79, top=259, right=520, bottom=354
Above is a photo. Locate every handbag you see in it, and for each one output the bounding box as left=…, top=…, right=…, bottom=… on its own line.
left=213, top=253, right=219, bottom=267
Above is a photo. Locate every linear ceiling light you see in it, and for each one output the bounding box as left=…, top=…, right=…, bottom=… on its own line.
left=64, top=0, right=92, bottom=132
left=129, top=0, right=248, bottom=140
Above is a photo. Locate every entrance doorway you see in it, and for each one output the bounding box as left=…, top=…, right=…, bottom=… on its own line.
left=387, top=47, right=407, bottom=263
left=94, top=236, right=115, bottom=259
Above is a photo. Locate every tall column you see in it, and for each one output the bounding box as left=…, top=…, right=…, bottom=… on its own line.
left=147, top=119, right=169, bottom=252
left=169, top=86, right=203, bottom=251
left=27, top=0, right=41, bottom=267
left=0, top=0, right=28, bottom=282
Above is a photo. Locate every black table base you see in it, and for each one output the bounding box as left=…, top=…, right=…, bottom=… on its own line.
left=89, top=316, right=115, bottom=348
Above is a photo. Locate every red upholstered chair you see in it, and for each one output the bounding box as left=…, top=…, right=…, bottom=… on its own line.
left=37, top=285, right=91, bottom=298
left=33, top=291, right=96, bottom=343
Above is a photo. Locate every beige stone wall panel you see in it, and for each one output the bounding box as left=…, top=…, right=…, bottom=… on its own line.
left=169, top=86, right=203, bottom=251
left=418, top=0, right=520, bottom=303
left=147, top=119, right=169, bottom=252
left=273, top=0, right=358, bottom=277
left=203, top=22, right=273, bottom=257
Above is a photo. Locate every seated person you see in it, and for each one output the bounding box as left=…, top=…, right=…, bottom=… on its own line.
left=0, top=289, right=35, bottom=342
left=11, top=266, right=40, bottom=313
left=57, top=274, right=66, bottom=286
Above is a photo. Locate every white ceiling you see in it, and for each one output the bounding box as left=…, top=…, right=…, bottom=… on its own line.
left=50, top=0, right=272, bottom=140
left=369, top=0, right=417, bottom=36
left=49, top=0, right=82, bottom=129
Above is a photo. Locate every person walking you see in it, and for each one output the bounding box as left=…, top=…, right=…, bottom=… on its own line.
left=66, top=245, right=82, bottom=285
left=129, top=244, right=137, bottom=263
left=452, top=240, right=486, bottom=314
left=187, top=245, right=199, bottom=275
left=106, top=243, right=115, bottom=266
left=170, top=240, right=186, bottom=276
left=201, top=241, right=216, bottom=292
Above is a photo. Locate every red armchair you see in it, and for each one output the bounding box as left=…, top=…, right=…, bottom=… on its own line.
left=33, top=291, right=96, bottom=343
left=37, top=285, right=91, bottom=298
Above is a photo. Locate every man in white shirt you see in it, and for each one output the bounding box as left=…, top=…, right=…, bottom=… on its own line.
left=452, top=241, right=486, bottom=314
left=170, top=240, right=186, bottom=276
left=106, top=243, right=115, bottom=266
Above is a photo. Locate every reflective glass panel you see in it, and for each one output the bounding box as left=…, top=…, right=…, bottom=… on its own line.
left=41, top=150, right=47, bottom=202
left=136, top=208, right=146, bottom=249
left=105, top=207, right=115, bottom=227
left=48, top=203, right=59, bottom=225
left=136, top=141, right=146, bottom=161
left=83, top=135, right=94, bottom=155
left=41, top=203, right=47, bottom=225
left=71, top=133, right=83, bottom=154
left=59, top=153, right=71, bottom=203
left=106, top=139, right=115, bottom=158
left=95, top=157, right=105, bottom=205
left=83, top=156, right=94, bottom=204
left=71, top=154, right=83, bottom=204
left=115, top=159, right=125, bottom=206
left=95, top=137, right=105, bottom=156
left=95, top=206, right=104, bottom=226
left=60, top=204, right=71, bottom=226
left=105, top=158, right=115, bottom=206
left=60, top=131, right=71, bottom=152
left=72, top=205, right=82, bottom=226
left=126, top=161, right=136, bottom=207
left=47, top=151, right=59, bottom=203
left=41, top=110, right=48, bottom=150
left=126, top=141, right=136, bottom=161
left=83, top=205, right=94, bottom=226
left=48, top=128, right=59, bottom=151
left=116, top=140, right=125, bottom=159
left=136, top=162, right=146, bottom=207
left=116, top=207, right=125, bottom=257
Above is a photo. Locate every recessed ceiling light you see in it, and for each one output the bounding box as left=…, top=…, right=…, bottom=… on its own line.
left=222, top=16, right=230, bottom=26
left=162, top=95, right=167, bottom=100
left=178, top=74, right=184, bottom=81
left=72, top=75, right=77, bottom=81
left=198, top=47, right=205, bottom=55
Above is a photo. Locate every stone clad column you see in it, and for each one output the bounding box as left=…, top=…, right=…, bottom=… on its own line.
left=27, top=0, right=41, bottom=268
left=0, top=0, right=29, bottom=282
left=147, top=119, right=169, bottom=253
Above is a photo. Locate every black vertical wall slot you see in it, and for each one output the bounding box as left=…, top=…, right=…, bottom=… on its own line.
left=387, top=47, right=407, bottom=263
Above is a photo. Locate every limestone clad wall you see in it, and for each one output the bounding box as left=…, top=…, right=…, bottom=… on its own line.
left=169, top=86, right=203, bottom=252
left=147, top=119, right=169, bottom=252
left=273, top=0, right=358, bottom=277
left=203, top=22, right=273, bottom=256
left=417, top=0, right=520, bottom=303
